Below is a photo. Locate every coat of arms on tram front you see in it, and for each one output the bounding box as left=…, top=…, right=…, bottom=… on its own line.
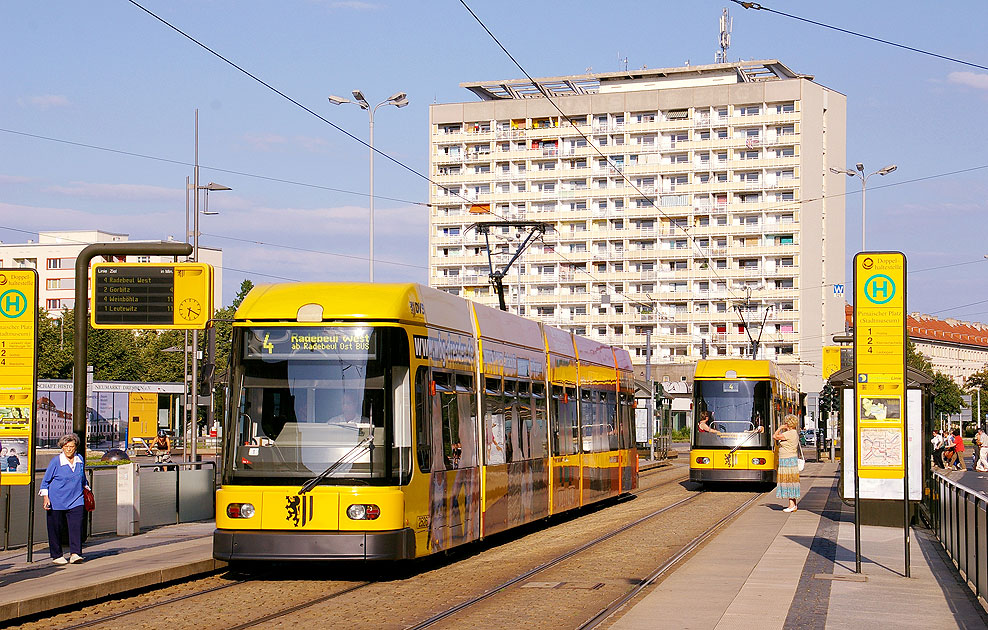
left=286, top=495, right=315, bottom=527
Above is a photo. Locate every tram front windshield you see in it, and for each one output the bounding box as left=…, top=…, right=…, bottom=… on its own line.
left=692, top=380, right=771, bottom=449
left=226, top=326, right=411, bottom=485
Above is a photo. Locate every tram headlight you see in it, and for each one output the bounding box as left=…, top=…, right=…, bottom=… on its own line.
left=695, top=457, right=710, bottom=465
left=751, top=458, right=767, bottom=465
left=227, top=503, right=255, bottom=519
left=346, top=504, right=380, bottom=520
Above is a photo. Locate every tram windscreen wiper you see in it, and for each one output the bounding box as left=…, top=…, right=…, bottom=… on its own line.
left=728, top=428, right=759, bottom=454
left=297, top=436, right=374, bottom=495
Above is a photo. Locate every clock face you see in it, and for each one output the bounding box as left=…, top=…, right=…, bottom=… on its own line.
left=179, top=298, right=202, bottom=321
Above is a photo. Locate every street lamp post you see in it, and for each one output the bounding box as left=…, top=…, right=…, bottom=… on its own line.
left=830, top=162, right=897, bottom=252
left=188, top=109, right=232, bottom=463
left=329, top=90, right=409, bottom=282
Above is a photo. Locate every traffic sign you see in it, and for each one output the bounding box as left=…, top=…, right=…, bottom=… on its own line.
left=91, top=263, right=213, bottom=330
left=0, top=269, right=38, bottom=486
left=853, top=252, right=906, bottom=481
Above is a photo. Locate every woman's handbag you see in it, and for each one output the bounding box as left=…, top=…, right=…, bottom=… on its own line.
left=797, top=442, right=806, bottom=472
left=83, top=487, right=95, bottom=512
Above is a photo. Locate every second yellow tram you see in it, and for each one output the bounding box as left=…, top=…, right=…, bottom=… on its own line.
left=689, top=359, right=800, bottom=484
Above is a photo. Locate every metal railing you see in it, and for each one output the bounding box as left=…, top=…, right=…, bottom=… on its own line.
left=0, top=461, right=216, bottom=550
left=932, top=471, right=987, bottom=605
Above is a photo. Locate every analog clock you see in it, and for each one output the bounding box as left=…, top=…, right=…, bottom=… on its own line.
left=179, top=298, right=202, bottom=321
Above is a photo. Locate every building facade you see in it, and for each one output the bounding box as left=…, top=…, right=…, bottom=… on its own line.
left=428, top=60, right=846, bottom=392
left=908, top=313, right=988, bottom=385
left=0, top=230, right=222, bottom=317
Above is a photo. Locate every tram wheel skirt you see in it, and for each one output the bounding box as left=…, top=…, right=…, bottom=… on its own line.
left=690, top=469, right=776, bottom=483
left=213, top=527, right=416, bottom=561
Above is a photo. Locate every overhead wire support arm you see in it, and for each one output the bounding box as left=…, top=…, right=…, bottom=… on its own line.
left=470, top=221, right=549, bottom=311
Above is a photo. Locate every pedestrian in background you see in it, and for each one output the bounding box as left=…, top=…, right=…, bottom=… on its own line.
left=951, top=428, right=967, bottom=471
left=974, top=427, right=988, bottom=472
left=773, top=414, right=801, bottom=513
left=40, top=433, right=90, bottom=565
left=931, top=430, right=945, bottom=468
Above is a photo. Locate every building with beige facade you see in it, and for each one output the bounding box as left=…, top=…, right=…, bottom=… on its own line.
left=428, top=60, right=847, bottom=392
left=0, top=230, right=222, bottom=317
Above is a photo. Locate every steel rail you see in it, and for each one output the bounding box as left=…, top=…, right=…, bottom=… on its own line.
left=575, top=492, right=763, bottom=630
left=55, top=580, right=246, bottom=630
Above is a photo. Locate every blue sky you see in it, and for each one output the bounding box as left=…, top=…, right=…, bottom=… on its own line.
left=2, top=0, right=986, bottom=320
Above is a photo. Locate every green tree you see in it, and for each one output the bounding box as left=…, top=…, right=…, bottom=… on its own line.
left=88, top=325, right=142, bottom=381
left=136, top=328, right=187, bottom=382
left=931, top=371, right=965, bottom=420
left=37, top=308, right=73, bottom=379
left=906, top=341, right=933, bottom=375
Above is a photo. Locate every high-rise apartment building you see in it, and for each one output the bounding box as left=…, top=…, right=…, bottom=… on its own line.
left=428, top=60, right=846, bottom=391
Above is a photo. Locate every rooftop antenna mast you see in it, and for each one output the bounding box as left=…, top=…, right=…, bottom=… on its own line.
left=618, top=53, right=628, bottom=71
left=716, top=7, right=733, bottom=63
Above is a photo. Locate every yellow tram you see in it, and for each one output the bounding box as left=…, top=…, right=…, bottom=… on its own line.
left=689, top=359, right=800, bottom=484
left=213, top=283, right=637, bottom=561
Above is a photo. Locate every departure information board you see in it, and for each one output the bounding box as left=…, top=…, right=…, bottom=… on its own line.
left=92, top=262, right=213, bottom=330
left=0, top=268, right=37, bottom=486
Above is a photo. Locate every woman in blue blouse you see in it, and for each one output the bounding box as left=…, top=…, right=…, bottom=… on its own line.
left=40, top=433, right=91, bottom=565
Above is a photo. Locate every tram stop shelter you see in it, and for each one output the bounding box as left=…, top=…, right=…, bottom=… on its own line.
left=828, top=366, right=934, bottom=527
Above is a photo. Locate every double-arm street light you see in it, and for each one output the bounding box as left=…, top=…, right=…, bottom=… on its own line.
left=185, top=110, right=232, bottom=462
left=328, top=90, right=409, bottom=282
left=830, top=162, right=897, bottom=252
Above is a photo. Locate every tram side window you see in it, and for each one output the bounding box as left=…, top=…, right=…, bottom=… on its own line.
left=580, top=389, right=595, bottom=453
left=622, top=393, right=635, bottom=448
left=504, top=379, right=518, bottom=462
left=415, top=367, right=430, bottom=473
left=605, top=391, right=620, bottom=450
left=516, top=381, right=534, bottom=461
left=531, top=382, right=549, bottom=458
left=455, top=374, right=477, bottom=468
left=484, top=377, right=506, bottom=465
left=433, top=372, right=457, bottom=471
left=551, top=385, right=579, bottom=456
left=392, top=365, right=412, bottom=479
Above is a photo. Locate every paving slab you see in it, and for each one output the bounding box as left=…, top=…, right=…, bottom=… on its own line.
left=609, top=462, right=988, bottom=630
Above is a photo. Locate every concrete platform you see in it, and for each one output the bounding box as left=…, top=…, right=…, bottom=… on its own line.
left=0, top=521, right=221, bottom=624
left=611, top=461, right=988, bottom=630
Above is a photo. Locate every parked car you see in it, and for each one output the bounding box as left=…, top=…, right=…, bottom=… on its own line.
left=800, top=429, right=817, bottom=446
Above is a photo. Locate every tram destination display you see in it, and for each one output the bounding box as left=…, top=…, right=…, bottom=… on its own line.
left=91, top=262, right=213, bottom=329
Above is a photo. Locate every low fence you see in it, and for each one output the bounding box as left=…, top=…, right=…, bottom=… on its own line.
left=931, top=471, right=988, bottom=606
left=0, top=462, right=215, bottom=550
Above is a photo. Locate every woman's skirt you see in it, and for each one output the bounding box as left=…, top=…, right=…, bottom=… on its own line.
left=776, top=456, right=801, bottom=499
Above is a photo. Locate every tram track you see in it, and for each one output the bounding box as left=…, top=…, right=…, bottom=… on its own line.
left=42, top=465, right=690, bottom=630
left=575, top=492, right=763, bottom=630
left=404, top=489, right=704, bottom=630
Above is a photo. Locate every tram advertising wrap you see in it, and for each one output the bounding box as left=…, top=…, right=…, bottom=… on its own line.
left=214, top=283, right=637, bottom=562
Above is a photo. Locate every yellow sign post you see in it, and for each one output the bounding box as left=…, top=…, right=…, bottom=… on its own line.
left=853, top=251, right=908, bottom=576
left=0, top=269, right=38, bottom=487
left=0, top=269, right=39, bottom=561
left=91, top=262, right=213, bottom=330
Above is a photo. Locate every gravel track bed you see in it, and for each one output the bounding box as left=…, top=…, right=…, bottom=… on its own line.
left=19, top=464, right=762, bottom=630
